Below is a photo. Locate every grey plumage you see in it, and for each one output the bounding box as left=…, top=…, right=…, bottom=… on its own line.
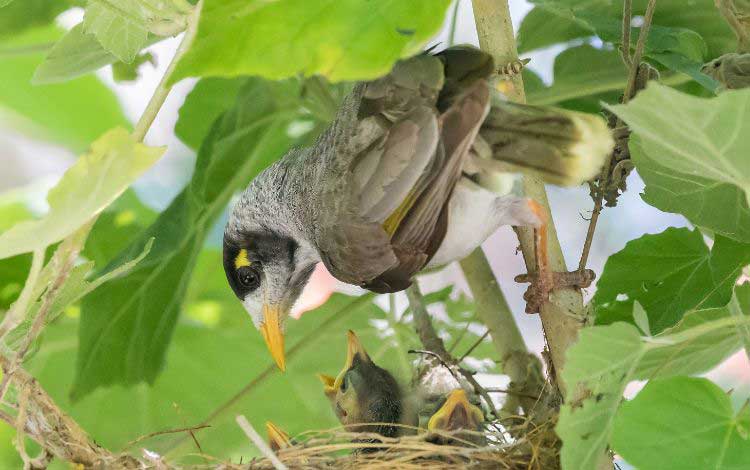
left=223, top=46, right=613, bottom=355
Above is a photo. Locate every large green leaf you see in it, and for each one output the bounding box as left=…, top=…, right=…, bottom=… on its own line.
left=526, top=45, right=626, bottom=106
left=519, top=1, right=734, bottom=58
left=32, top=24, right=129, bottom=84
left=169, top=0, right=451, bottom=84
left=0, top=198, right=33, bottom=311
left=0, top=0, right=73, bottom=38
left=174, top=77, right=246, bottom=150
left=83, top=0, right=149, bottom=63
left=612, top=377, right=750, bottom=470
left=83, top=190, right=158, bottom=267
left=74, top=78, right=319, bottom=398
left=594, top=228, right=750, bottom=332
left=557, top=299, right=749, bottom=470
left=0, top=128, right=164, bottom=260
left=0, top=26, right=130, bottom=151
left=610, top=85, right=750, bottom=241
left=26, top=293, right=387, bottom=462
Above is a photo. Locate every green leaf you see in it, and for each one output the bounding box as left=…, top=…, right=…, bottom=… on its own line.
left=558, top=305, right=749, bottom=470
left=83, top=0, right=149, bottom=63
left=28, top=293, right=388, bottom=459
left=516, top=6, right=590, bottom=54
left=0, top=25, right=130, bottom=151
left=594, top=228, right=750, bottom=332
left=83, top=190, right=158, bottom=267
left=0, top=198, right=33, bottom=311
left=32, top=24, right=123, bottom=84
left=612, top=377, right=750, bottom=470
left=174, top=77, right=246, bottom=149
left=74, top=78, right=319, bottom=398
left=0, top=0, right=16, bottom=8
left=520, top=1, right=734, bottom=58
left=526, top=45, right=627, bottom=106
left=170, top=0, right=452, bottom=84
left=111, top=51, right=154, bottom=82
left=0, top=128, right=164, bottom=260
left=557, top=322, right=643, bottom=470
left=0, top=0, right=73, bottom=38
left=610, top=85, right=750, bottom=241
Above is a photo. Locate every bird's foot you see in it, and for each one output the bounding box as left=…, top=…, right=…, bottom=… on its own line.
left=515, top=269, right=595, bottom=314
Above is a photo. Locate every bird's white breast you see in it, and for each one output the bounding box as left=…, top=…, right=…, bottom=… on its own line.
left=427, top=176, right=541, bottom=268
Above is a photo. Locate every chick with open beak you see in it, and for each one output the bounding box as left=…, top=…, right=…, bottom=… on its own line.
left=427, top=389, right=486, bottom=445
left=265, top=421, right=294, bottom=452
left=318, top=330, right=416, bottom=438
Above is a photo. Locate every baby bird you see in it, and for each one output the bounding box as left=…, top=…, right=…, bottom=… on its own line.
left=318, top=330, right=417, bottom=440
left=426, top=389, right=486, bottom=446
left=265, top=421, right=294, bottom=452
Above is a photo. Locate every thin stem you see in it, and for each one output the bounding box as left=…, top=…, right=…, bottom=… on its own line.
left=578, top=0, right=657, bottom=272
left=728, top=293, right=750, bottom=363
left=457, top=330, right=490, bottom=363
left=131, top=0, right=202, bottom=142
left=716, top=0, right=750, bottom=52
left=236, top=416, right=288, bottom=470
left=163, top=293, right=376, bottom=454
left=405, top=284, right=502, bottom=421
left=448, top=0, right=461, bottom=47
left=623, top=0, right=657, bottom=104
left=0, top=248, right=44, bottom=339
left=578, top=183, right=603, bottom=271
left=621, top=0, right=633, bottom=67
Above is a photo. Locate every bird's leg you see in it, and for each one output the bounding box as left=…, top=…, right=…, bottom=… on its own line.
left=515, top=200, right=595, bottom=314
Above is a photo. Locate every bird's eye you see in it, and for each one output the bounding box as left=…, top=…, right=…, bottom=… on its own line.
left=237, top=266, right=261, bottom=290
left=340, top=375, right=348, bottom=392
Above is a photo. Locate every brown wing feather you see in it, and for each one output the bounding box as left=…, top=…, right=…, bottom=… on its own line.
left=363, top=80, right=490, bottom=292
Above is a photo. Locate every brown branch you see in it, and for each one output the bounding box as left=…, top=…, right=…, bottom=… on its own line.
left=405, top=284, right=501, bottom=422
left=471, top=0, right=584, bottom=401
left=0, top=363, right=141, bottom=468
left=716, top=0, right=750, bottom=53
left=578, top=0, right=658, bottom=271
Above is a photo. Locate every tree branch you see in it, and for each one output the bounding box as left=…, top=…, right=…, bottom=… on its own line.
left=131, top=0, right=202, bottom=142
left=470, top=0, right=584, bottom=399
left=459, top=250, right=545, bottom=415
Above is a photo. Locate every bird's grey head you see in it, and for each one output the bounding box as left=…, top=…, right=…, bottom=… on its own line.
left=223, top=192, right=316, bottom=371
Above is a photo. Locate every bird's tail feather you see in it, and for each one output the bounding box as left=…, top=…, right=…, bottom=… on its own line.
left=477, top=94, right=614, bottom=187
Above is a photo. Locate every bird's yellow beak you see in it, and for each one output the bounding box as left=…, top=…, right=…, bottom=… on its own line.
left=428, top=389, right=484, bottom=431
left=260, top=303, right=286, bottom=372
left=265, top=421, right=292, bottom=451
left=332, top=330, right=370, bottom=389
left=317, top=373, right=337, bottom=400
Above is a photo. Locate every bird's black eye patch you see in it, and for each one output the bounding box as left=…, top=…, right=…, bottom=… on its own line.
left=237, top=265, right=261, bottom=291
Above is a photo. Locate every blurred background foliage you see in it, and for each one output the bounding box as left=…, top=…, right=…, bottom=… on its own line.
left=0, top=0, right=749, bottom=468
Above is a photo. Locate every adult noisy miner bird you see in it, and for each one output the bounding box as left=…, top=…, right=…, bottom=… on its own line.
left=223, top=45, right=614, bottom=370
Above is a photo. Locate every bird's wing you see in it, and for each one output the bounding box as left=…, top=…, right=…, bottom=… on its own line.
left=355, top=105, right=439, bottom=223
left=364, top=80, right=490, bottom=291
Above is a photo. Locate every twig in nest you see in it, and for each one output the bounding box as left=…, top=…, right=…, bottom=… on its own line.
left=124, top=424, right=211, bottom=449
left=405, top=284, right=502, bottom=422
left=236, top=415, right=288, bottom=470
left=458, top=330, right=490, bottom=362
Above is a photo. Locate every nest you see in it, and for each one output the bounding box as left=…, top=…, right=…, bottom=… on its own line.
left=229, top=417, right=560, bottom=470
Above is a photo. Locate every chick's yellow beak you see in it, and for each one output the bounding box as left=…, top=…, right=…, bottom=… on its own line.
left=331, top=330, right=370, bottom=388
left=428, top=389, right=484, bottom=431
left=265, top=421, right=292, bottom=451
left=260, top=303, right=286, bottom=372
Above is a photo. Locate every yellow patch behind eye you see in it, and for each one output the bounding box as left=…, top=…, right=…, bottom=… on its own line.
left=234, top=249, right=251, bottom=269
